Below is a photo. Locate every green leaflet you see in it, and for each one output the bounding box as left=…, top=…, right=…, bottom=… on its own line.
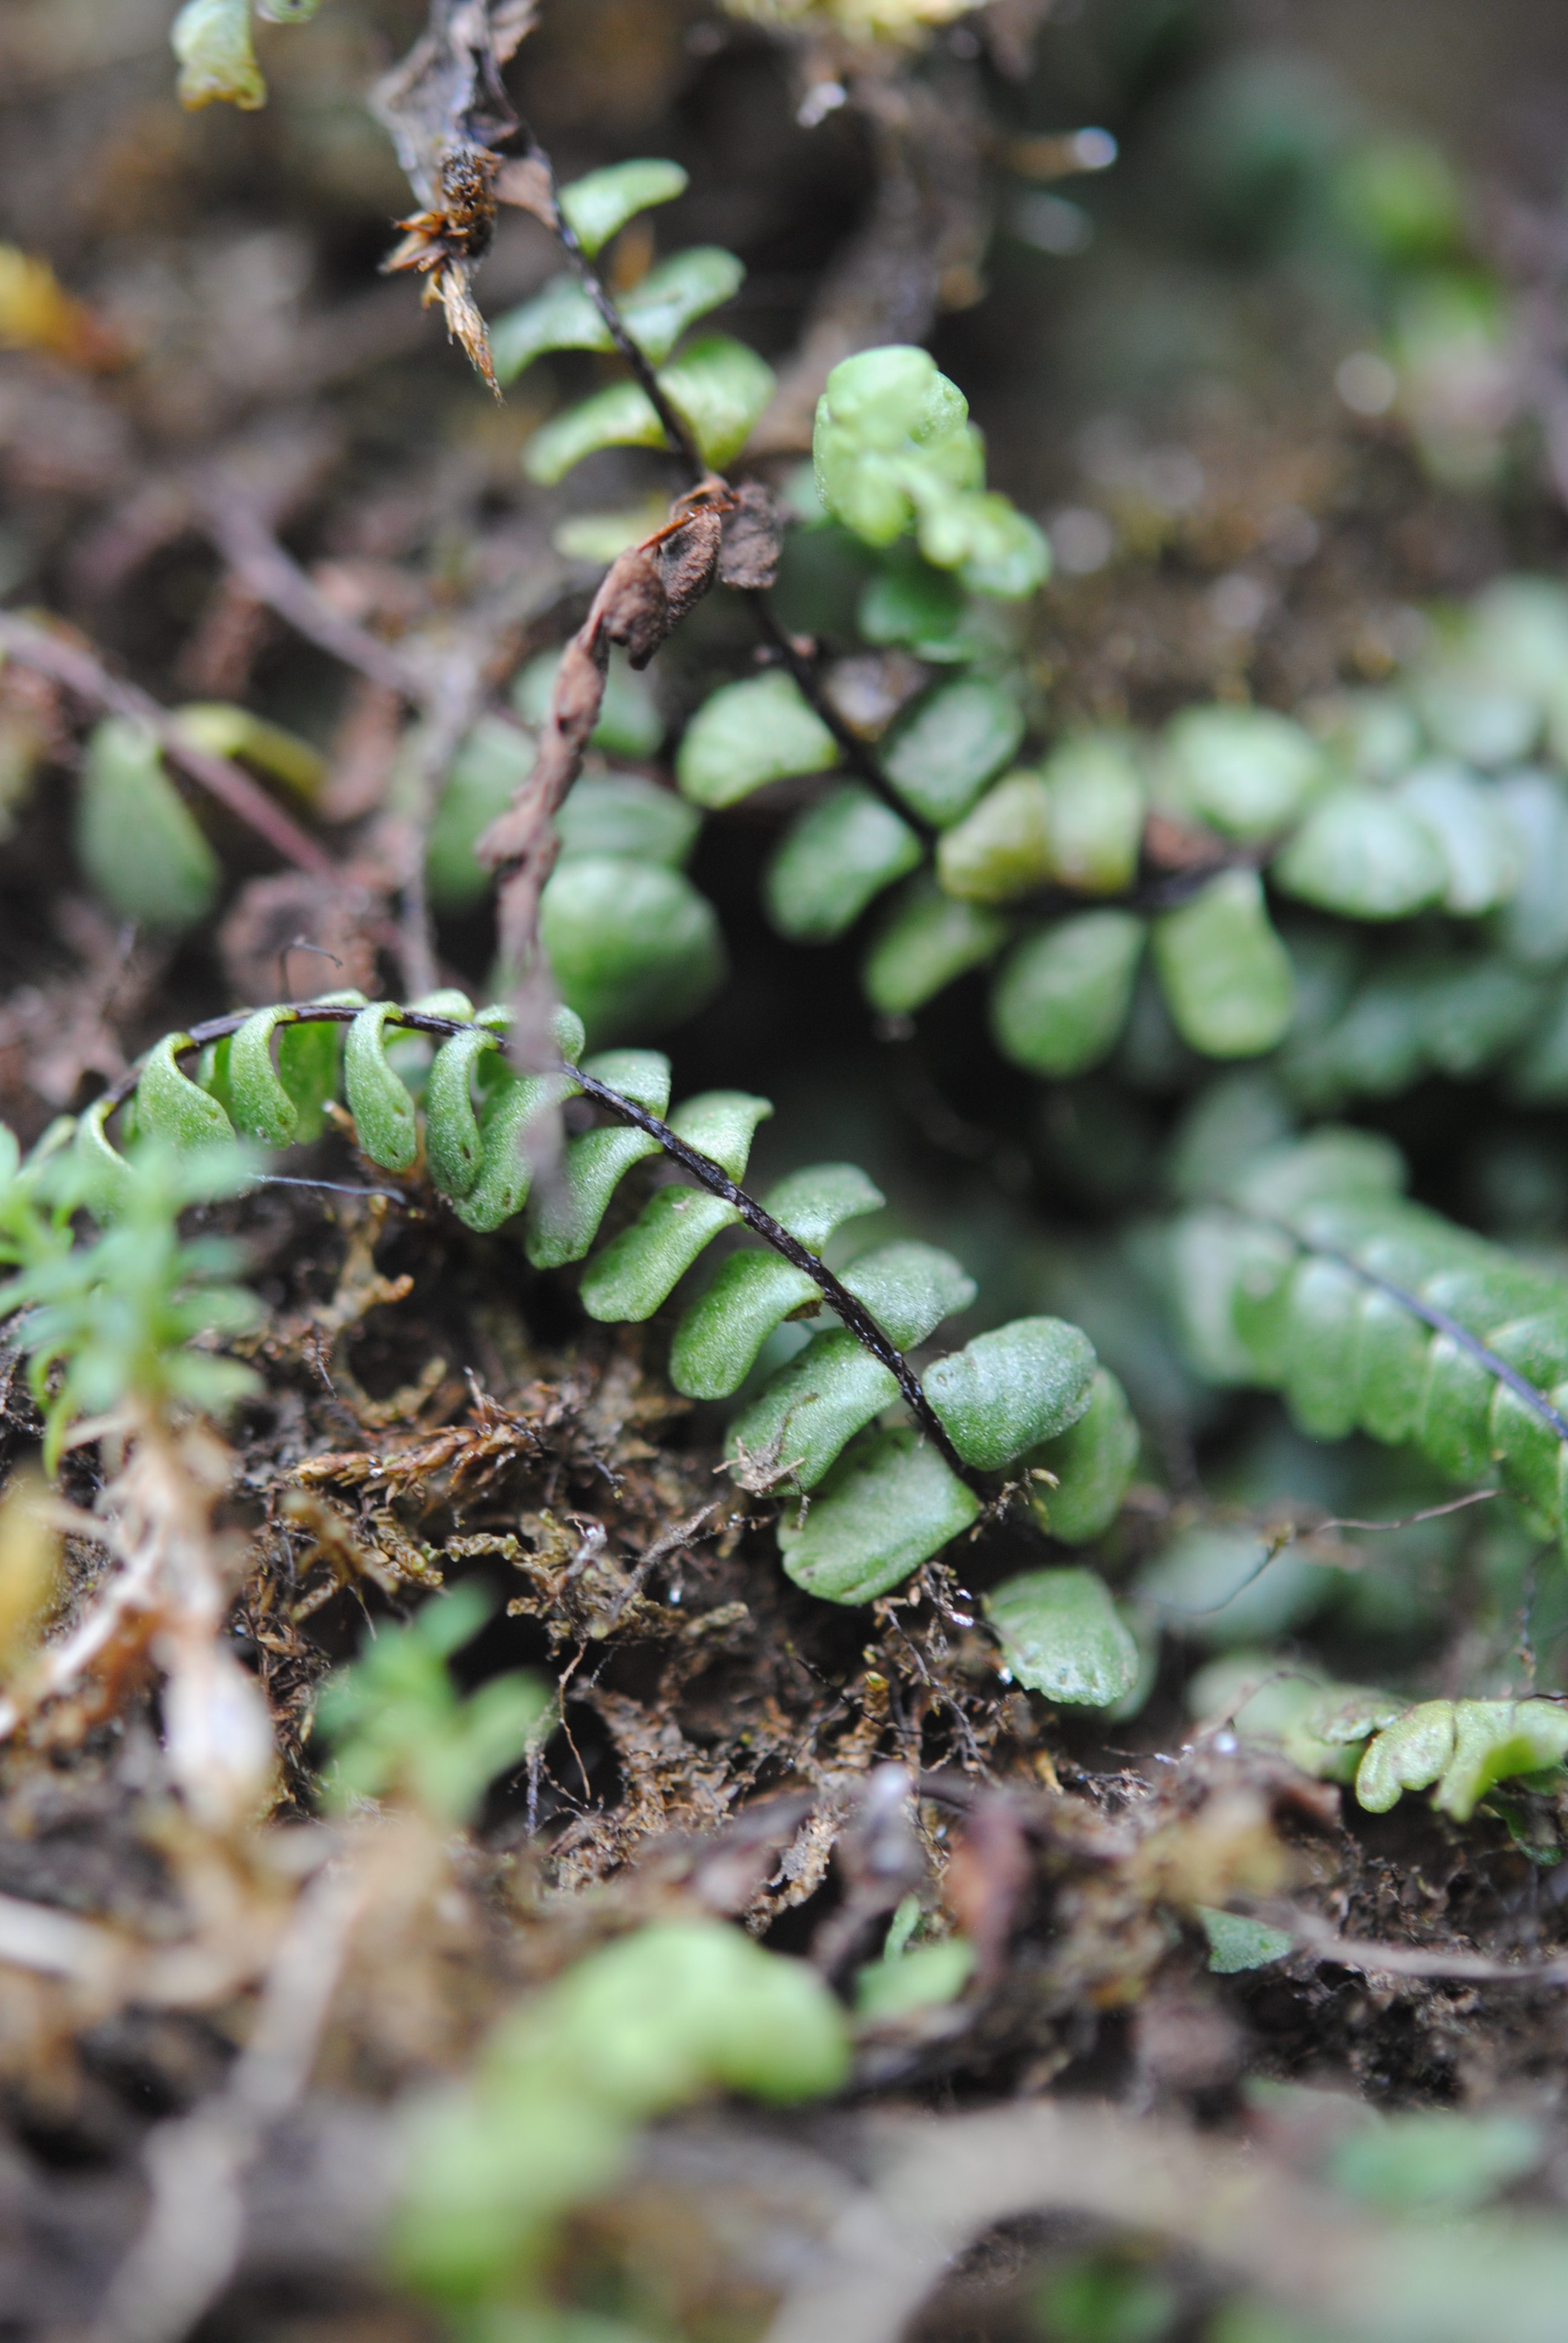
left=676, top=672, right=840, bottom=810
left=424, top=1024, right=503, bottom=1201
left=526, top=338, right=774, bottom=480
left=726, top=1331, right=900, bottom=1490
left=613, top=247, right=746, bottom=366
left=578, top=1090, right=773, bottom=1321
left=935, top=736, right=1146, bottom=905
left=1152, top=871, right=1295, bottom=1059
left=1394, top=761, right=1521, bottom=912
left=1198, top=1909, right=1296, bottom=1973
left=136, top=1032, right=235, bottom=1149
left=725, top=1235, right=976, bottom=1484
left=811, top=347, right=1045, bottom=598
left=523, top=1048, right=671, bottom=1269
left=881, top=677, right=1026, bottom=829
left=1025, top=1366, right=1140, bottom=1544
left=855, top=1936, right=976, bottom=2020
left=984, top=1567, right=1140, bottom=1708
left=1352, top=1699, right=1448, bottom=1813
left=668, top=1255, right=825, bottom=1398
left=1289, top=1694, right=1568, bottom=1824
left=1272, top=787, right=1448, bottom=919
left=657, top=336, right=777, bottom=470
left=765, top=787, right=923, bottom=942
left=524, top=379, right=668, bottom=482
left=581, top=1184, right=740, bottom=1320
left=1160, top=705, right=1327, bottom=842
left=1328, top=2109, right=1543, bottom=2214
left=915, top=487, right=1050, bottom=600
left=392, top=1915, right=848, bottom=2316
left=1496, top=770, right=1568, bottom=965
left=862, top=879, right=1009, bottom=1015
left=451, top=1069, right=583, bottom=1235
left=859, top=555, right=967, bottom=656
left=838, top=1240, right=976, bottom=1348
left=553, top=773, right=698, bottom=867
left=1419, top=1699, right=1568, bottom=1821
left=74, top=1098, right=139, bottom=1222
left=490, top=273, right=613, bottom=379
left=227, top=1004, right=301, bottom=1147
left=275, top=991, right=362, bottom=1145
left=1137, top=1525, right=1334, bottom=1647
left=1035, top=733, right=1146, bottom=894
left=1222, top=1679, right=1568, bottom=1832
left=344, top=1001, right=420, bottom=1172
left=425, top=718, right=535, bottom=911
left=558, top=775, right=698, bottom=863
left=778, top=1427, right=981, bottom=1604
left=76, top=719, right=221, bottom=933
left=558, top=159, right=690, bottom=258
left=924, top=1315, right=1097, bottom=1469
left=540, top=855, right=725, bottom=1044
left=813, top=347, right=979, bottom=549
left=936, top=772, right=1055, bottom=902
left=990, top=911, right=1146, bottom=1077
left=668, top=1163, right=885, bottom=1399
left=1414, top=672, right=1538, bottom=769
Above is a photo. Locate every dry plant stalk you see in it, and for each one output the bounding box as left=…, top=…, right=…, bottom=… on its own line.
left=475, top=479, right=736, bottom=1069
left=0, top=1412, right=276, bottom=1834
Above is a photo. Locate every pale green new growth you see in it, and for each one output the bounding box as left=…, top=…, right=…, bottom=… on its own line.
left=317, top=1585, right=549, bottom=1824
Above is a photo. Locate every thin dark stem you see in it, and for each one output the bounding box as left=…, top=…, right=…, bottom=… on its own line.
left=521, top=128, right=924, bottom=837
left=107, top=1002, right=979, bottom=1490
left=569, top=1066, right=975, bottom=1483
left=1242, top=1209, right=1568, bottom=1449
left=523, top=129, right=707, bottom=483
left=745, top=590, right=932, bottom=834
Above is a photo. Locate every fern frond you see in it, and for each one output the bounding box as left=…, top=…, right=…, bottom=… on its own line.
left=77, top=997, right=1119, bottom=1604
left=1169, top=1129, right=1568, bottom=1547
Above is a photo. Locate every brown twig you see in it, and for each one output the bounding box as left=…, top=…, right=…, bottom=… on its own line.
left=196, top=491, right=421, bottom=701
left=474, top=479, right=733, bottom=1066
left=761, top=2096, right=1555, bottom=2343
left=0, top=614, right=335, bottom=879
left=91, top=1855, right=367, bottom=2343
left=1282, top=1908, right=1568, bottom=1984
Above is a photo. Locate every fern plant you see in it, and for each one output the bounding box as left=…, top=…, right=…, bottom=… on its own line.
left=675, top=555, right=1568, bottom=1087
left=463, top=148, right=1568, bottom=1113
left=1207, top=1670, right=1568, bottom=1826
left=75, top=993, right=1138, bottom=1613
left=493, top=159, right=775, bottom=482
left=1166, top=1125, right=1568, bottom=1553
